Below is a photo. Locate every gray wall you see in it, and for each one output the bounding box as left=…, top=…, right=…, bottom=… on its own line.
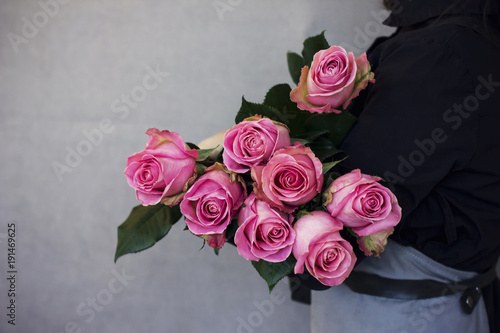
left=0, top=1, right=394, bottom=332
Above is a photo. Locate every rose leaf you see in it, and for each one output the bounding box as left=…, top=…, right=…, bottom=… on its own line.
left=196, top=147, right=219, bottom=162
left=322, top=156, right=348, bottom=175
left=235, top=97, right=286, bottom=125
left=286, top=51, right=305, bottom=85
left=251, top=256, right=297, bottom=293
left=263, top=83, right=299, bottom=114
left=301, top=31, right=330, bottom=68
left=114, top=204, right=183, bottom=263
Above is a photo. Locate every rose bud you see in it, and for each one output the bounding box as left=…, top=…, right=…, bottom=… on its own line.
left=202, top=233, right=228, bottom=250
left=357, top=227, right=394, bottom=257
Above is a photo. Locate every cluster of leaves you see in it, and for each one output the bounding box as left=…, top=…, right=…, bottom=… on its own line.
left=114, top=32, right=358, bottom=292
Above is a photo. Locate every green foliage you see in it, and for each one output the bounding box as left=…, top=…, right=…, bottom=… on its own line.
left=262, top=84, right=314, bottom=136
left=263, top=83, right=300, bottom=114
left=251, top=255, right=297, bottom=293
left=114, top=204, right=183, bottom=263
left=287, top=31, right=329, bottom=85
left=301, top=31, right=330, bottom=67
left=237, top=85, right=357, bottom=163
left=235, top=97, right=286, bottom=125
left=196, top=163, right=208, bottom=175
left=322, top=157, right=347, bottom=175
left=286, top=52, right=304, bottom=85
left=302, top=111, right=357, bottom=148
left=186, top=142, right=199, bottom=150
left=196, top=147, right=219, bottom=162
left=225, top=218, right=239, bottom=242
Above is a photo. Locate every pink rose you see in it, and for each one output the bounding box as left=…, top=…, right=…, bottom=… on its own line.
left=293, top=211, right=356, bottom=286
left=234, top=194, right=295, bottom=262
left=223, top=115, right=291, bottom=173
left=251, top=143, right=323, bottom=213
left=290, top=46, right=375, bottom=114
left=180, top=163, right=246, bottom=243
left=323, top=169, right=402, bottom=237
left=124, top=128, right=198, bottom=206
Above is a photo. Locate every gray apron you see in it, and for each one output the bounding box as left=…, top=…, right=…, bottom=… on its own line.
left=311, top=240, right=490, bottom=333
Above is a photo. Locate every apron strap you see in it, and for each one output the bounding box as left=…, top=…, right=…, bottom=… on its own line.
left=344, top=264, right=499, bottom=314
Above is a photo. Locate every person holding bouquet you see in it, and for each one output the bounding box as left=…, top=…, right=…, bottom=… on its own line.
left=117, top=1, right=499, bottom=332
left=308, top=0, right=500, bottom=332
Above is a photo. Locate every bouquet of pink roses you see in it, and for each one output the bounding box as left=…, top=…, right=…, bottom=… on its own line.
left=115, top=32, right=402, bottom=291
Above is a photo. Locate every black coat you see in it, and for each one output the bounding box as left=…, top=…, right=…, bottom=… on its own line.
left=339, top=0, right=500, bottom=330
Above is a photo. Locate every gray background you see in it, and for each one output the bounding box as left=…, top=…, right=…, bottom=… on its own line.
left=0, top=1, right=394, bottom=332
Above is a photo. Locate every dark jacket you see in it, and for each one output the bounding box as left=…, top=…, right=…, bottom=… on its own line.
left=340, top=0, right=500, bottom=330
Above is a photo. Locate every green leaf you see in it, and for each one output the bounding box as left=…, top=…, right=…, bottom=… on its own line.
left=294, top=209, right=313, bottom=221
left=234, top=97, right=286, bottom=125
left=324, top=171, right=341, bottom=190
left=309, top=137, right=340, bottom=161
left=225, top=219, right=239, bottom=242
left=322, top=157, right=347, bottom=175
left=251, top=256, right=297, bottom=293
left=302, top=129, right=331, bottom=142
left=186, top=142, right=199, bottom=150
left=286, top=51, right=305, bottom=85
left=114, top=204, right=183, bottom=262
left=301, top=31, right=330, bottom=68
left=196, top=163, right=208, bottom=175
left=304, top=111, right=357, bottom=148
left=263, top=83, right=299, bottom=113
left=196, top=147, right=219, bottom=162
left=290, top=137, right=310, bottom=146
left=326, top=111, right=358, bottom=147
left=286, top=114, right=317, bottom=137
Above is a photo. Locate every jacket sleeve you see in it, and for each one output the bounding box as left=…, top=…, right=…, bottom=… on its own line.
left=340, top=34, right=478, bottom=223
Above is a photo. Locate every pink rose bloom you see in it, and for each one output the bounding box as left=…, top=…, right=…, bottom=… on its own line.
left=251, top=143, right=323, bottom=213
left=180, top=163, right=246, bottom=243
left=293, top=211, right=356, bottom=286
left=124, top=128, right=198, bottom=206
left=290, top=46, right=375, bottom=114
left=234, top=194, right=295, bottom=262
left=323, top=169, right=402, bottom=237
left=223, top=115, right=291, bottom=173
